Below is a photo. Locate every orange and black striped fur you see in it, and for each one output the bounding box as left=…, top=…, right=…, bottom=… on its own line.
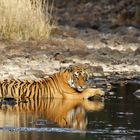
left=0, top=64, right=105, bottom=99
left=0, top=98, right=104, bottom=130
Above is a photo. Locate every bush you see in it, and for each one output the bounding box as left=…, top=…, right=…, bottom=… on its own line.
left=0, top=0, right=53, bottom=40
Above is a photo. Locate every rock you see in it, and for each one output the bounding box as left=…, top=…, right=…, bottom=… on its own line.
left=75, top=21, right=91, bottom=29
left=54, top=52, right=65, bottom=62
left=25, top=70, right=46, bottom=78
left=133, top=89, right=140, bottom=99
left=69, top=49, right=90, bottom=57
left=89, top=65, right=104, bottom=77
left=98, top=47, right=112, bottom=55
left=134, top=47, right=140, bottom=55
left=0, top=97, right=17, bottom=106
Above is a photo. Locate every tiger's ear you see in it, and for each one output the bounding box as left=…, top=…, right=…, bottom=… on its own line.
left=84, top=63, right=90, bottom=70
left=68, top=65, right=73, bottom=72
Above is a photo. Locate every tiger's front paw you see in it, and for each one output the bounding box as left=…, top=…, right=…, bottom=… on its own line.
left=82, top=88, right=105, bottom=99
left=94, top=89, right=105, bottom=97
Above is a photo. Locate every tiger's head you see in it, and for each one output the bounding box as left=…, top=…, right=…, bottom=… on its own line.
left=66, top=64, right=90, bottom=92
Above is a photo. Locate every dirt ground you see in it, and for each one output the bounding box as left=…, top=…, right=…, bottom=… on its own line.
left=0, top=0, right=140, bottom=80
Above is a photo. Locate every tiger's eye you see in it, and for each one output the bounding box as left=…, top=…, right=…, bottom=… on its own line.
left=74, top=72, right=79, bottom=77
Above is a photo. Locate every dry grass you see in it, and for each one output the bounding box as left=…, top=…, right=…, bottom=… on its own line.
left=0, top=0, right=54, bottom=40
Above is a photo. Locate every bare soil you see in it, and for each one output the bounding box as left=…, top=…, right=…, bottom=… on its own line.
left=0, top=0, right=140, bottom=80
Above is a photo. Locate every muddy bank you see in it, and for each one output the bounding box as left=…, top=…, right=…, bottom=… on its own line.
left=0, top=0, right=140, bottom=80
left=0, top=39, right=139, bottom=81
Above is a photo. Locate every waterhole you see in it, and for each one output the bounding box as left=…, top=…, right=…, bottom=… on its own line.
left=0, top=79, right=140, bottom=140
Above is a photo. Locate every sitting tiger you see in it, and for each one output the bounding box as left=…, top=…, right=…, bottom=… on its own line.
left=0, top=64, right=105, bottom=99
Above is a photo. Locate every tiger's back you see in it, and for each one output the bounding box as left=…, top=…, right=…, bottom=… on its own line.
left=0, top=79, right=49, bottom=98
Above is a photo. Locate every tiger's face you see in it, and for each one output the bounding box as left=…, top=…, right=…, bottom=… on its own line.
left=67, top=64, right=89, bottom=92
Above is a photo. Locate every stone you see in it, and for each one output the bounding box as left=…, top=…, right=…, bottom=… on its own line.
left=133, top=89, right=140, bottom=99
left=134, top=47, right=140, bottom=56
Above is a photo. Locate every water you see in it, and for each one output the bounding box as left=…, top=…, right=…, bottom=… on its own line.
left=0, top=82, right=140, bottom=140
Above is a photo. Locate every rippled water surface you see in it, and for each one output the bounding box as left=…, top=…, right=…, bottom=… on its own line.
left=0, top=81, right=140, bottom=140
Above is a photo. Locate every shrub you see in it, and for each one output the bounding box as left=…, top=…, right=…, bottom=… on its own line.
left=0, top=0, right=53, bottom=40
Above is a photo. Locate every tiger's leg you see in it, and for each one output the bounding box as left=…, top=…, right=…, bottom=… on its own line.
left=80, top=88, right=105, bottom=99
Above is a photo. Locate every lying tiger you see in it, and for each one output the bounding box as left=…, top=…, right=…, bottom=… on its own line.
left=0, top=64, right=105, bottom=99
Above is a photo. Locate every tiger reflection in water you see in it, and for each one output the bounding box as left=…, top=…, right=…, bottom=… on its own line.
left=0, top=98, right=104, bottom=130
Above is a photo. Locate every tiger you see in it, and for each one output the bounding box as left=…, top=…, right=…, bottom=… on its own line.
left=0, top=98, right=104, bottom=130
left=0, top=64, right=105, bottom=99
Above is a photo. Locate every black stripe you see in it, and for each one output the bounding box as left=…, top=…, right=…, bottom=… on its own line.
left=4, top=81, right=8, bottom=96
left=49, top=77, right=56, bottom=97
left=37, top=82, right=41, bottom=98
left=32, top=84, right=36, bottom=99
left=10, top=85, right=14, bottom=97
left=44, top=80, right=48, bottom=96
left=0, top=83, right=3, bottom=97
left=13, top=83, right=16, bottom=97
left=28, top=84, right=33, bottom=98
left=28, top=82, right=34, bottom=97
left=14, top=80, right=19, bottom=97
left=43, top=80, right=46, bottom=96
left=50, top=76, right=57, bottom=91
left=19, top=81, right=24, bottom=97
left=2, top=83, right=6, bottom=96
left=8, top=81, right=12, bottom=97
left=33, top=82, right=36, bottom=98
left=28, top=91, right=32, bottom=98
left=37, top=86, right=40, bottom=99
left=39, top=80, right=44, bottom=97
left=47, top=82, right=51, bottom=98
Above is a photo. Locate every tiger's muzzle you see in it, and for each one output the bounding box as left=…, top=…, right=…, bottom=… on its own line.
left=76, top=85, right=86, bottom=92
